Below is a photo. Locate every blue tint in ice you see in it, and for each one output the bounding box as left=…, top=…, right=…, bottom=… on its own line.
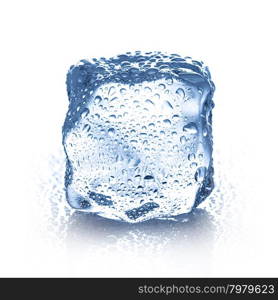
left=63, top=51, right=215, bottom=223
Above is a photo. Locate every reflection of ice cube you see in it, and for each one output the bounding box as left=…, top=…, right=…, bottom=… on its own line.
left=63, top=52, right=215, bottom=223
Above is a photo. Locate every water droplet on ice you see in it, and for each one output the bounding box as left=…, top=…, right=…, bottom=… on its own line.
left=153, top=93, right=160, bottom=101
left=188, top=153, right=196, bottom=161
left=183, top=122, right=198, bottom=134
left=108, top=86, right=116, bottom=96
left=172, top=114, right=180, bottom=122
left=166, top=78, right=173, bottom=85
left=120, top=88, right=127, bottom=95
left=81, top=108, right=90, bottom=118
left=194, top=167, right=206, bottom=182
left=108, top=128, right=115, bottom=136
left=171, top=131, right=177, bottom=136
left=145, top=99, right=155, bottom=106
left=144, top=175, right=154, bottom=181
left=165, top=100, right=173, bottom=109
left=176, top=88, right=185, bottom=99
left=163, top=119, right=171, bottom=127
left=190, top=162, right=197, bottom=168
left=83, top=124, right=91, bottom=132
left=94, top=95, right=102, bottom=104
left=94, top=113, right=100, bottom=120
left=144, top=86, right=152, bottom=93
left=180, top=136, right=187, bottom=144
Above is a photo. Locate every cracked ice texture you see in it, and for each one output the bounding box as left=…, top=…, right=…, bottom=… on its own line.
left=63, top=51, right=215, bottom=223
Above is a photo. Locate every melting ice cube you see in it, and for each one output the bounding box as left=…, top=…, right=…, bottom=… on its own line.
left=63, top=51, right=215, bottom=223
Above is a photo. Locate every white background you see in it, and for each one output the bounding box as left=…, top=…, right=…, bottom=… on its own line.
left=0, top=0, right=278, bottom=277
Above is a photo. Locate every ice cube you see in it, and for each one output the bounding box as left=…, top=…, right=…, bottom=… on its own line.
left=63, top=51, right=215, bottom=223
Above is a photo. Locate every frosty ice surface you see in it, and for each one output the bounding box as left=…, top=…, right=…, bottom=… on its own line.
left=63, top=52, right=215, bottom=223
